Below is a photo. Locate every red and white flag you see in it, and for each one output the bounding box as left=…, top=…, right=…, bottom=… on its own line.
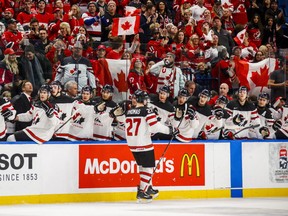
left=234, top=28, right=246, bottom=46
left=125, top=6, right=141, bottom=17
left=235, top=58, right=277, bottom=96
left=111, top=16, right=140, bottom=36
left=91, top=59, right=130, bottom=102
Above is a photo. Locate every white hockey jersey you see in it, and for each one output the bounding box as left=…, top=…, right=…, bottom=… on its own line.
left=0, top=98, right=16, bottom=139
left=17, top=104, right=60, bottom=144
left=66, top=100, right=95, bottom=141
left=202, top=115, right=224, bottom=140
left=149, top=60, right=186, bottom=98
left=125, top=106, right=170, bottom=152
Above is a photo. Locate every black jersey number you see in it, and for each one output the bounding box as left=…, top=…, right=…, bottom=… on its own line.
left=126, top=118, right=141, bottom=136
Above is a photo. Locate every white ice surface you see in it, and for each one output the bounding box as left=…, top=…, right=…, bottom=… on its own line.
left=0, top=198, right=287, bottom=216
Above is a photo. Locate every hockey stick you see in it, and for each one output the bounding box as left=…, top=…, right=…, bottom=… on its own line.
left=144, top=103, right=188, bottom=192
left=233, top=124, right=260, bottom=137
left=54, top=108, right=81, bottom=134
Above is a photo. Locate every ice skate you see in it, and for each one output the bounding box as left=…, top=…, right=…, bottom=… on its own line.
left=147, top=185, right=159, bottom=199
left=136, top=186, right=152, bottom=203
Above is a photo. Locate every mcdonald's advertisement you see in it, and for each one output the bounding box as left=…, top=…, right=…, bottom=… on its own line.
left=79, top=143, right=205, bottom=188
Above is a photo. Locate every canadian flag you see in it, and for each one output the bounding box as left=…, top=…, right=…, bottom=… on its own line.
left=91, top=59, right=130, bottom=102
left=234, top=58, right=277, bottom=96
left=125, top=6, right=141, bottom=17
left=111, top=16, right=140, bottom=37
left=234, top=28, right=246, bottom=46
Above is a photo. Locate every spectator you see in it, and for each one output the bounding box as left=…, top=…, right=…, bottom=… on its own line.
left=82, top=1, right=103, bottom=43
left=265, top=0, right=285, bottom=26
left=48, top=7, right=64, bottom=41
left=64, top=4, right=84, bottom=34
left=26, top=18, right=40, bottom=45
left=11, top=80, right=33, bottom=132
left=268, top=59, right=288, bottom=101
left=247, top=14, right=264, bottom=48
left=190, top=0, right=207, bottom=22
left=35, top=0, right=53, bottom=29
left=1, top=18, right=25, bottom=56
left=150, top=52, right=186, bottom=98
left=19, top=45, right=52, bottom=94
left=139, top=4, right=156, bottom=46
left=0, top=48, right=20, bottom=94
left=101, top=0, right=121, bottom=42
left=212, top=16, right=235, bottom=55
left=209, top=83, right=233, bottom=106
left=127, top=58, right=147, bottom=96
left=34, top=28, right=51, bottom=55
left=64, top=80, right=78, bottom=98
left=55, top=42, right=96, bottom=94
left=16, top=0, right=34, bottom=32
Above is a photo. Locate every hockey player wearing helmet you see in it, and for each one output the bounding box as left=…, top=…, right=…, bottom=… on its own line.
left=0, top=96, right=16, bottom=140
left=93, top=84, right=118, bottom=141
left=7, top=84, right=60, bottom=144
left=50, top=80, right=76, bottom=140
left=170, top=88, right=199, bottom=142
left=255, top=92, right=276, bottom=139
left=149, top=85, right=175, bottom=140
left=125, top=89, right=172, bottom=202
left=223, top=86, right=260, bottom=139
left=65, top=85, right=96, bottom=141
left=187, top=89, right=212, bottom=138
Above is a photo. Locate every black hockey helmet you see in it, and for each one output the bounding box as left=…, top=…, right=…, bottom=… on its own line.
left=216, top=95, right=228, bottom=105
left=258, top=92, right=270, bottom=100
left=178, top=88, right=189, bottom=97
left=159, top=85, right=170, bottom=94
left=102, top=84, right=114, bottom=93
left=50, top=80, right=62, bottom=88
left=81, top=85, right=93, bottom=94
left=199, top=89, right=211, bottom=99
left=238, top=86, right=248, bottom=93
left=38, top=84, right=51, bottom=97
left=134, top=89, right=149, bottom=103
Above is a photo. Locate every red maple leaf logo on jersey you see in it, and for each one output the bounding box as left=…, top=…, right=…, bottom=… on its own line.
left=121, top=21, right=132, bottom=31
left=237, top=5, right=246, bottom=13
left=114, top=70, right=128, bottom=92
left=70, top=69, right=75, bottom=74
left=250, top=65, right=269, bottom=91
left=205, top=124, right=214, bottom=132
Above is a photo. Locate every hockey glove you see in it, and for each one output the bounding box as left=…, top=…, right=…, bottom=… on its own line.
left=186, top=107, right=196, bottom=120
left=94, top=102, right=106, bottom=113
left=213, top=107, right=224, bottom=119
left=198, top=131, right=207, bottom=140
left=174, top=108, right=184, bottom=121
left=259, top=126, right=270, bottom=138
left=169, top=126, right=179, bottom=138
left=232, top=113, right=247, bottom=126
left=1, top=109, right=13, bottom=121
left=41, top=101, right=54, bottom=118
left=223, top=129, right=234, bottom=140
left=109, top=106, right=124, bottom=119
left=272, top=120, right=282, bottom=131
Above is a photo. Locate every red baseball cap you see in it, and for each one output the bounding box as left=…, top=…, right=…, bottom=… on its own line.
left=97, top=45, right=106, bottom=50
left=4, top=48, right=16, bottom=55
left=53, top=8, right=61, bottom=13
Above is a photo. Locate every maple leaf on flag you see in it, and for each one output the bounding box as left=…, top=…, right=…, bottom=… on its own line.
left=114, top=70, right=128, bottom=92
left=121, top=21, right=132, bottom=31
left=250, top=65, right=269, bottom=91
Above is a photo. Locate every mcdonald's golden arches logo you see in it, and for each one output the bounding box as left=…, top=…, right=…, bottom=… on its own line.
left=180, top=153, right=200, bottom=177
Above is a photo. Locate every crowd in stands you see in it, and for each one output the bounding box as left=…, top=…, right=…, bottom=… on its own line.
left=1, top=0, right=288, bottom=142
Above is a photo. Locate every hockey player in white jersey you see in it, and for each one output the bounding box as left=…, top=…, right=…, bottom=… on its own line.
left=66, top=85, right=96, bottom=141
left=187, top=89, right=212, bottom=138
left=93, top=84, right=117, bottom=141
left=149, top=85, right=174, bottom=140
left=170, top=88, right=199, bottom=142
left=224, top=86, right=260, bottom=139
left=49, top=80, right=75, bottom=140
left=198, top=106, right=225, bottom=140
left=255, top=92, right=277, bottom=139
left=0, top=97, right=16, bottom=140
left=125, top=89, right=173, bottom=202
left=7, top=85, right=60, bottom=144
